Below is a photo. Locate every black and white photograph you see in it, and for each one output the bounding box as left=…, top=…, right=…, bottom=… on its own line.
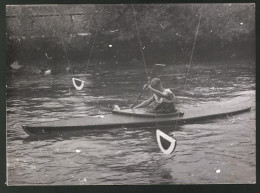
left=6, top=3, right=255, bottom=185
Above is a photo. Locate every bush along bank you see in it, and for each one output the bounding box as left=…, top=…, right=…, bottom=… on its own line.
left=6, top=4, right=255, bottom=75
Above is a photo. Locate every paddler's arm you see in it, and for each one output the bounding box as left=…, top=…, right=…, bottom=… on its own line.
left=132, top=96, right=154, bottom=109
left=147, top=85, right=167, bottom=98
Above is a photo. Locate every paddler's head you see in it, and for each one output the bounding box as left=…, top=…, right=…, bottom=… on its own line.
left=151, top=78, right=163, bottom=90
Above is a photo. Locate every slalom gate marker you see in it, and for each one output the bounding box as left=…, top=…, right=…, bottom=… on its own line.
left=156, top=129, right=177, bottom=154
left=72, top=78, right=85, bottom=90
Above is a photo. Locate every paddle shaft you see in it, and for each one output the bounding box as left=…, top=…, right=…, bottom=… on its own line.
left=131, top=64, right=166, bottom=109
left=131, top=88, right=147, bottom=109
left=131, top=74, right=157, bottom=109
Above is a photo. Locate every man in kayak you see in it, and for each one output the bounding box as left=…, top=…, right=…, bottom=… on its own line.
left=132, top=78, right=176, bottom=113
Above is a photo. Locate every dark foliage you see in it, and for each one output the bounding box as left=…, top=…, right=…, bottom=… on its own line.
left=6, top=4, right=255, bottom=74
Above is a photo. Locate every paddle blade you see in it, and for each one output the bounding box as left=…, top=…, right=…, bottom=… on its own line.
left=72, top=78, right=85, bottom=90
left=156, top=129, right=176, bottom=154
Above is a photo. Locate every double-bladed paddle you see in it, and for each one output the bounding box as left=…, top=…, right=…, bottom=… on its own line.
left=131, top=64, right=166, bottom=109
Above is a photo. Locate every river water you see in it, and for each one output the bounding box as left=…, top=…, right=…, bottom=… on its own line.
left=6, top=61, right=255, bottom=185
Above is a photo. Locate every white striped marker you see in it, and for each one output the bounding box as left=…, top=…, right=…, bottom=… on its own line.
left=156, top=129, right=177, bottom=154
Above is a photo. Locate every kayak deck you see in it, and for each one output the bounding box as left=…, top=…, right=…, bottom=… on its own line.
left=112, top=109, right=184, bottom=117
left=22, top=106, right=251, bottom=136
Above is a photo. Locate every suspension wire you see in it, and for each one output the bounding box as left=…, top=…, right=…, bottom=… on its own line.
left=183, top=8, right=202, bottom=91
left=60, top=33, right=72, bottom=70
left=50, top=7, right=72, bottom=71
left=131, top=4, right=149, bottom=78
left=85, top=6, right=104, bottom=72
left=173, top=8, right=203, bottom=131
left=51, top=8, right=85, bottom=92
left=131, top=4, right=162, bottom=139
left=130, top=4, right=162, bottom=129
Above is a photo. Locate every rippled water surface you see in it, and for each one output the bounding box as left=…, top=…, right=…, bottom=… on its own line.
left=6, top=62, right=255, bottom=185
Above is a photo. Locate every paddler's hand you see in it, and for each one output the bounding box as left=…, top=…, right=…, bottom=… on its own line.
left=147, top=85, right=152, bottom=90
left=143, top=77, right=152, bottom=89
left=143, top=84, right=152, bottom=91
left=143, top=83, right=149, bottom=90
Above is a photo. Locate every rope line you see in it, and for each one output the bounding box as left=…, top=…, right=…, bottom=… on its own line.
left=131, top=4, right=149, bottom=78
left=60, top=36, right=71, bottom=69
left=50, top=7, right=72, bottom=71
left=131, top=4, right=163, bottom=141
left=183, top=8, right=202, bottom=91
left=85, top=6, right=104, bottom=72
left=174, top=8, right=203, bottom=131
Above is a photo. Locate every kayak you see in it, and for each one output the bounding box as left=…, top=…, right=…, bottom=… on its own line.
left=22, top=106, right=251, bottom=136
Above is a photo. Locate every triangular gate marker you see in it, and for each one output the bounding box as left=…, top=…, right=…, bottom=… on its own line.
left=72, top=78, right=85, bottom=90
left=156, top=129, right=177, bottom=154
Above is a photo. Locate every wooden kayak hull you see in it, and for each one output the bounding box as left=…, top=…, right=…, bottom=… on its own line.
left=21, top=106, right=251, bottom=136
